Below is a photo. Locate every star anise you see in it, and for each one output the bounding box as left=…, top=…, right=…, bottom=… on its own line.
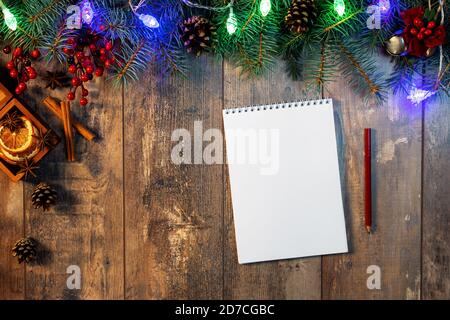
left=33, top=128, right=57, bottom=151
left=42, top=71, right=70, bottom=90
left=0, top=111, right=24, bottom=132
left=17, top=159, right=39, bottom=179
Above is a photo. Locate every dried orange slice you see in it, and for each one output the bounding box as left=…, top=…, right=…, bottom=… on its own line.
left=0, top=117, right=34, bottom=153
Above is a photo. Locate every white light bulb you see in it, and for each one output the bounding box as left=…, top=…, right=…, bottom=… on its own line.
left=334, top=0, right=346, bottom=17
left=226, top=9, right=237, bottom=35
left=81, top=2, right=94, bottom=24
left=139, top=14, right=159, bottom=28
left=2, top=7, right=17, bottom=31
left=260, top=0, right=271, bottom=17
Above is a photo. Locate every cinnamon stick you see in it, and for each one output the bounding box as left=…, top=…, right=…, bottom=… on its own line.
left=61, top=101, right=75, bottom=162
left=42, top=96, right=95, bottom=141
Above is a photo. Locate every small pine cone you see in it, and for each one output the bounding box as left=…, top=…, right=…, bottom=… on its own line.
left=12, top=237, right=37, bottom=264
left=181, top=16, right=216, bottom=57
left=31, top=183, right=57, bottom=211
left=285, top=0, right=318, bottom=34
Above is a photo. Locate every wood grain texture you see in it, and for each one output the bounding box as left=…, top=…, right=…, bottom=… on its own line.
left=223, top=62, right=322, bottom=299
left=124, top=57, right=224, bottom=299
left=21, top=71, right=124, bottom=299
left=0, top=179, right=24, bottom=299
left=322, top=76, right=423, bottom=299
left=422, top=96, right=450, bottom=299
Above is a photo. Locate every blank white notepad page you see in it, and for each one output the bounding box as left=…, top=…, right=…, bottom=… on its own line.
left=223, top=99, right=348, bottom=264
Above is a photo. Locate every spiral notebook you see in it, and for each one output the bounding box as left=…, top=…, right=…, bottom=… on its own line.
left=223, top=99, right=348, bottom=264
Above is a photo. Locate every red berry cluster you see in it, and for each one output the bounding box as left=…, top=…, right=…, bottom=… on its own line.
left=2, top=46, right=41, bottom=95
left=63, top=29, right=115, bottom=106
left=409, top=19, right=437, bottom=41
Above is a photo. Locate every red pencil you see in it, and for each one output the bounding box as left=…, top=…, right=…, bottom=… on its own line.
left=364, top=128, right=372, bottom=234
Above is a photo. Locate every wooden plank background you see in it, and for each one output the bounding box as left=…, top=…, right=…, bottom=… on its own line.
left=0, top=55, right=449, bottom=299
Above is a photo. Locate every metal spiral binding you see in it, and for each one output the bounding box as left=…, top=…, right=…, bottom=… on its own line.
left=223, top=98, right=332, bottom=115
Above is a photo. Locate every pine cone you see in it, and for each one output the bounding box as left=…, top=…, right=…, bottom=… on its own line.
left=285, top=0, right=318, bottom=34
left=12, top=237, right=37, bottom=264
left=31, top=183, right=57, bottom=211
left=181, top=16, right=216, bottom=56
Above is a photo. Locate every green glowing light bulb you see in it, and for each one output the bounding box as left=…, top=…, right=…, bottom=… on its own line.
left=226, top=8, right=237, bottom=35
left=2, top=7, right=17, bottom=31
left=260, top=0, right=271, bottom=17
left=334, top=0, right=346, bottom=17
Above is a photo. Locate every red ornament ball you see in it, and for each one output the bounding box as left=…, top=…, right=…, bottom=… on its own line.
left=82, top=88, right=89, bottom=97
left=75, top=51, right=85, bottom=60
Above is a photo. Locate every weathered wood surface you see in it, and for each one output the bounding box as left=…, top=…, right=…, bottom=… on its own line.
left=422, top=96, right=450, bottom=299
left=0, top=57, right=449, bottom=299
left=322, top=77, right=422, bottom=299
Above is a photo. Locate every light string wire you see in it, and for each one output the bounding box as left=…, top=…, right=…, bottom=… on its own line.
left=129, top=0, right=146, bottom=14
left=436, top=0, right=445, bottom=89
left=181, top=0, right=234, bottom=12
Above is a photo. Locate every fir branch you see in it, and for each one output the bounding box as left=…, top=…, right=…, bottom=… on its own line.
left=323, top=10, right=363, bottom=33
left=338, top=42, right=380, bottom=95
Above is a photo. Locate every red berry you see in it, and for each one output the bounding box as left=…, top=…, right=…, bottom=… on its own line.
left=18, top=82, right=27, bottom=91
left=21, top=73, right=30, bottom=82
left=72, top=77, right=81, bottom=87
left=420, top=27, right=426, bottom=33
left=85, top=65, right=94, bottom=74
left=67, top=38, right=75, bottom=45
left=82, top=88, right=89, bottom=97
left=417, top=33, right=425, bottom=40
left=413, top=18, right=424, bottom=28
left=80, top=98, right=88, bottom=106
left=100, top=55, right=107, bottom=62
left=28, top=72, right=37, bottom=80
left=410, top=28, right=418, bottom=35
left=95, top=67, right=104, bottom=77
left=31, top=49, right=41, bottom=59
left=427, top=21, right=436, bottom=29
left=424, top=29, right=433, bottom=36
left=75, top=51, right=85, bottom=60
left=6, top=60, right=15, bottom=69
left=26, top=66, right=36, bottom=74
left=9, top=69, right=18, bottom=78
left=89, top=44, right=97, bottom=51
left=13, top=47, right=23, bottom=58
left=81, top=74, right=89, bottom=82
left=63, top=48, right=74, bottom=55
left=15, top=87, right=22, bottom=95
left=3, top=45, right=11, bottom=54
left=68, top=65, right=77, bottom=74
left=105, top=41, right=113, bottom=51
left=67, top=92, right=75, bottom=100
left=100, top=48, right=107, bottom=56
left=104, top=60, right=111, bottom=68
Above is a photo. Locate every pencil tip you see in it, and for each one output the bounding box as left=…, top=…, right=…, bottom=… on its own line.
left=366, top=226, right=372, bottom=234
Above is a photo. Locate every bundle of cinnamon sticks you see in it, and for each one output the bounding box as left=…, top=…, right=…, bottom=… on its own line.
left=42, top=97, right=95, bottom=161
